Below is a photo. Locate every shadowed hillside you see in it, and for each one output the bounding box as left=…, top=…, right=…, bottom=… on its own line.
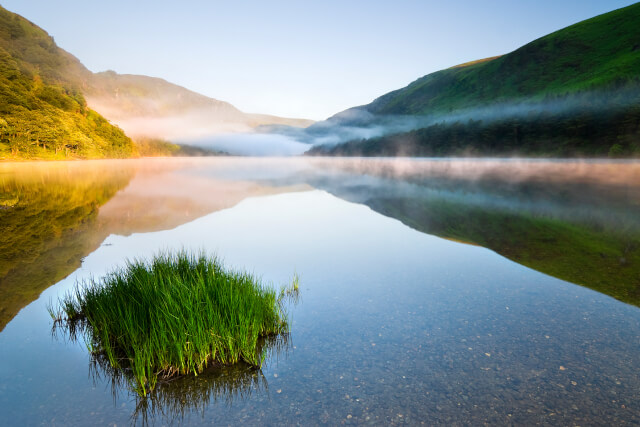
left=85, top=71, right=314, bottom=141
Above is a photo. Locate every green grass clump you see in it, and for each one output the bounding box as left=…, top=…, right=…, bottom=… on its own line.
left=49, top=251, right=297, bottom=396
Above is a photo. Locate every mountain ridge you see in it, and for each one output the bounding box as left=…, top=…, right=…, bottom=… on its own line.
left=307, top=2, right=640, bottom=157
left=0, top=5, right=312, bottom=159
left=85, top=71, right=313, bottom=141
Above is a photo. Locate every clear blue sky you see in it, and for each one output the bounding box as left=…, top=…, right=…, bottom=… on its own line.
left=2, top=0, right=636, bottom=120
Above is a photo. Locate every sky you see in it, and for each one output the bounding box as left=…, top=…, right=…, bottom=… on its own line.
left=2, top=0, right=637, bottom=120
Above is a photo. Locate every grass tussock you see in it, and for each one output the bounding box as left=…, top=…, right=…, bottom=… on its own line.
left=49, top=251, right=298, bottom=396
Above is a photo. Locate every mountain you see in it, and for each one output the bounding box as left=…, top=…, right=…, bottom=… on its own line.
left=308, top=3, right=640, bottom=157
left=84, top=71, right=313, bottom=141
left=0, top=6, right=134, bottom=159
left=0, top=6, right=312, bottom=159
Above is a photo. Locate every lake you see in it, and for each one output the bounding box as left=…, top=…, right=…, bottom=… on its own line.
left=1, top=157, right=640, bottom=425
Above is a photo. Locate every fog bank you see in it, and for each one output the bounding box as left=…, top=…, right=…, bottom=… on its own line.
left=179, top=133, right=310, bottom=156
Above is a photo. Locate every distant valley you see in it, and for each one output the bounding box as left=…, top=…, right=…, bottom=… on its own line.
left=84, top=71, right=313, bottom=141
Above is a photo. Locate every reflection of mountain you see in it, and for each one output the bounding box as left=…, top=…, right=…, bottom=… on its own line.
left=306, top=159, right=640, bottom=306
left=0, top=159, right=309, bottom=331
left=0, top=162, right=133, bottom=330
left=369, top=197, right=640, bottom=305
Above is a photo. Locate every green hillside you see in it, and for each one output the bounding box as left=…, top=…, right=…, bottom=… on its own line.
left=0, top=6, right=135, bottom=159
left=369, top=3, right=640, bottom=115
left=310, top=3, right=640, bottom=157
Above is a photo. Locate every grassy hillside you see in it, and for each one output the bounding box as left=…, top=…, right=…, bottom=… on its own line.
left=368, top=3, right=640, bottom=115
left=0, top=6, right=135, bottom=160
left=309, top=104, right=640, bottom=157
left=310, top=3, right=640, bottom=157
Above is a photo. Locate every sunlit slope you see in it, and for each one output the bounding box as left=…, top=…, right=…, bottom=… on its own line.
left=368, top=3, right=640, bottom=115
left=0, top=5, right=313, bottom=158
left=0, top=6, right=135, bottom=159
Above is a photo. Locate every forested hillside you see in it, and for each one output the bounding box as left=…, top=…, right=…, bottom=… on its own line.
left=0, top=6, right=135, bottom=159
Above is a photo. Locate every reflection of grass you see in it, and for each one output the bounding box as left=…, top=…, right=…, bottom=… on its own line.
left=50, top=251, right=298, bottom=396
left=88, top=336, right=287, bottom=426
left=370, top=197, right=640, bottom=306
left=131, top=361, right=268, bottom=426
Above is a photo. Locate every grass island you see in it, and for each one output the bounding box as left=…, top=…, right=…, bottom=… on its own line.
left=49, top=251, right=298, bottom=396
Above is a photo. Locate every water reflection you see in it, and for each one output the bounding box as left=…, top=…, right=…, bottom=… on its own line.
left=308, top=158, right=640, bottom=233
left=301, top=159, right=640, bottom=306
left=94, top=158, right=309, bottom=235
left=131, top=363, right=267, bottom=426
left=0, top=161, right=134, bottom=331
left=0, top=159, right=307, bottom=331
left=1, top=172, right=640, bottom=425
left=1, top=157, right=638, bottom=325
left=171, top=157, right=640, bottom=306
left=365, top=196, right=640, bottom=304
left=5, top=158, right=640, bottom=330
left=85, top=335, right=290, bottom=426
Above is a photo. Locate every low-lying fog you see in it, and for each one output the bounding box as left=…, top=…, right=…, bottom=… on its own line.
left=180, top=133, right=310, bottom=156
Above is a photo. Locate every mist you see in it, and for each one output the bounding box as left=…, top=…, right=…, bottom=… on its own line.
left=110, top=115, right=253, bottom=141
left=292, top=86, right=640, bottom=150
left=89, top=81, right=640, bottom=157
left=179, top=133, right=310, bottom=156
left=84, top=77, right=315, bottom=156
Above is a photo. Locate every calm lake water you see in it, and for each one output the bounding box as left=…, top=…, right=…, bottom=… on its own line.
left=1, top=157, right=640, bottom=425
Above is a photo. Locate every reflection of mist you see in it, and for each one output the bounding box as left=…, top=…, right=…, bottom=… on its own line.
left=96, top=159, right=309, bottom=235
left=304, top=158, right=640, bottom=234
left=174, top=157, right=640, bottom=236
